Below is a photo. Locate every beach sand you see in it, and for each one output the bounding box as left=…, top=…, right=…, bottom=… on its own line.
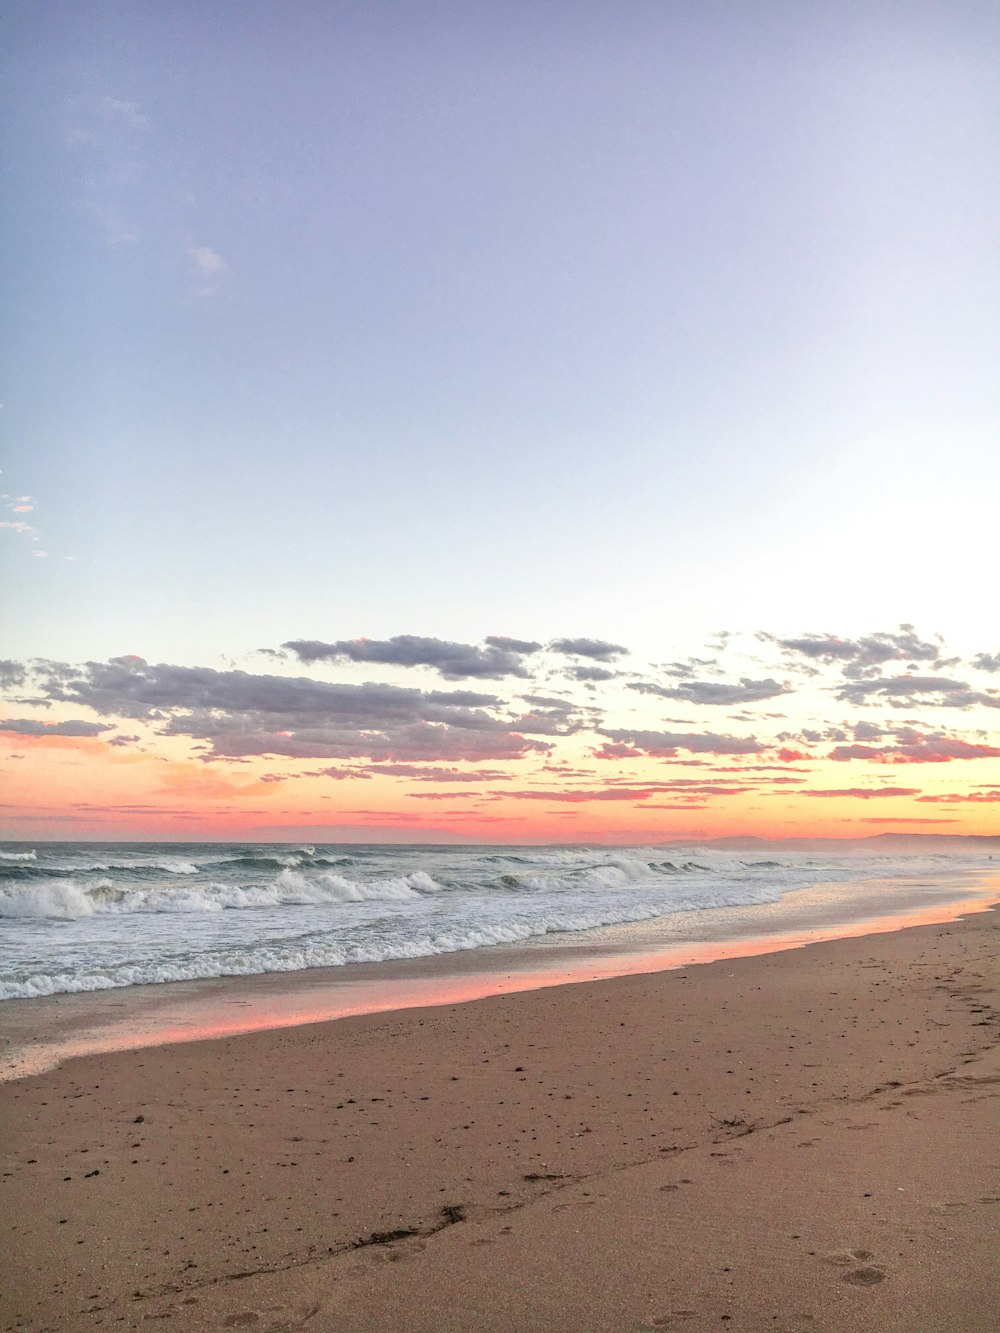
left=1, top=906, right=997, bottom=1331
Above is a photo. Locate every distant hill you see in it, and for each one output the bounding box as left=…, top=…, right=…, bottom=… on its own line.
left=661, top=833, right=1000, bottom=853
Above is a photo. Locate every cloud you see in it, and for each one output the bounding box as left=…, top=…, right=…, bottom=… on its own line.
left=598, top=728, right=764, bottom=756
left=850, top=720, right=885, bottom=741
left=836, top=675, right=1000, bottom=710
left=199, top=725, right=550, bottom=763
left=775, top=626, right=950, bottom=677
left=485, top=635, right=542, bottom=654
left=189, top=245, right=225, bottom=276
left=801, top=787, right=920, bottom=799
left=405, top=791, right=481, bottom=801
left=549, top=638, right=628, bottom=661
left=511, top=708, right=588, bottom=737
left=659, top=783, right=744, bottom=796
left=0, top=717, right=111, bottom=737
left=67, top=96, right=150, bottom=245
left=1, top=494, right=47, bottom=555
left=188, top=244, right=227, bottom=296
left=916, top=790, right=1000, bottom=804
left=35, top=656, right=499, bottom=719
left=711, top=766, right=807, bottom=776
left=0, top=661, right=26, bottom=689
left=640, top=802, right=710, bottom=810
left=85, top=202, right=139, bottom=246
left=311, top=764, right=513, bottom=782
left=304, top=767, right=373, bottom=780
left=972, top=652, right=1000, bottom=673
left=628, top=676, right=790, bottom=706
left=496, top=777, right=747, bottom=803
left=489, top=787, right=671, bottom=803
left=591, top=742, right=641, bottom=760
left=283, top=635, right=536, bottom=680
left=829, top=735, right=1000, bottom=763
left=72, top=802, right=209, bottom=817
left=101, top=97, right=150, bottom=129
left=569, top=665, right=618, bottom=682
left=371, top=764, right=514, bottom=781
left=10, top=633, right=998, bottom=805
left=654, top=656, right=726, bottom=680
left=28, top=656, right=549, bottom=762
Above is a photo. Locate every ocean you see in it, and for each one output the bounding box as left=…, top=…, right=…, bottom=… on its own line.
left=1, top=841, right=995, bottom=1002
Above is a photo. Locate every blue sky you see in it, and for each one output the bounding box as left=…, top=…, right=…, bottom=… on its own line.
left=2, top=4, right=999, bottom=769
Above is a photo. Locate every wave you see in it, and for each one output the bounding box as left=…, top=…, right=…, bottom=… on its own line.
left=198, top=853, right=356, bottom=873
left=497, top=853, right=715, bottom=894
left=0, top=849, right=36, bottom=862
left=0, top=861, right=203, bottom=885
left=0, top=879, right=103, bottom=920
left=0, top=869, right=444, bottom=920
left=84, top=858, right=201, bottom=875
left=0, top=879, right=788, bottom=999
left=0, top=848, right=818, bottom=920
left=0, top=864, right=58, bottom=882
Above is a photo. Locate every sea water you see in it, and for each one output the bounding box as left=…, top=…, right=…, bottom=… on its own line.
left=1, top=841, right=994, bottom=1001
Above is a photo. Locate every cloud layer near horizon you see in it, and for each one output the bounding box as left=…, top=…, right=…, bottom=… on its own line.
left=1, top=629, right=997, bottom=783
left=0, top=623, right=997, bottom=842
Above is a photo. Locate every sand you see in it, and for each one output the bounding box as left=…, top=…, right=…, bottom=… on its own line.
left=1, top=906, right=997, bottom=1332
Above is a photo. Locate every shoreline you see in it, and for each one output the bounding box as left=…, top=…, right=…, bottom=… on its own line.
left=1, top=896, right=998, bottom=1330
left=2, top=871, right=997, bottom=1082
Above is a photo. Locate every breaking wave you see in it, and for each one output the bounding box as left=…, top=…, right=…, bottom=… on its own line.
left=0, top=869, right=443, bottom=920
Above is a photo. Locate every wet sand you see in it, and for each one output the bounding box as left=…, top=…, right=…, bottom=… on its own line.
left=1, top=903, right=998, bottom=1331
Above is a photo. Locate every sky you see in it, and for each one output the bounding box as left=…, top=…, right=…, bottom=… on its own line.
left=1, top=1, right=998, bottom=842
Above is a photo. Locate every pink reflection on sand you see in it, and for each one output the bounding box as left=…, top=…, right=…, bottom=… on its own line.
left=78, top=894, right=1000, bottom=1045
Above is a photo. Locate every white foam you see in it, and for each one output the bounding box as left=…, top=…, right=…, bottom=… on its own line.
left=0, top=868, right=444, bottom=920
left=0, top=879, right=96, bottom=919
left=0, top=878, right=783, bottom=998
left=0, top=849, right=36, bottom=862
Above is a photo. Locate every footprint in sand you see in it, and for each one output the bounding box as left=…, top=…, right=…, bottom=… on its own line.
left=822, top=1249, right=887, bottom=1286
left=222, top=1304, right=321, bottom=1328
left=822, top=1248, right=873, bottom=1266
left=843, top=1266, right=888, bottom=1286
